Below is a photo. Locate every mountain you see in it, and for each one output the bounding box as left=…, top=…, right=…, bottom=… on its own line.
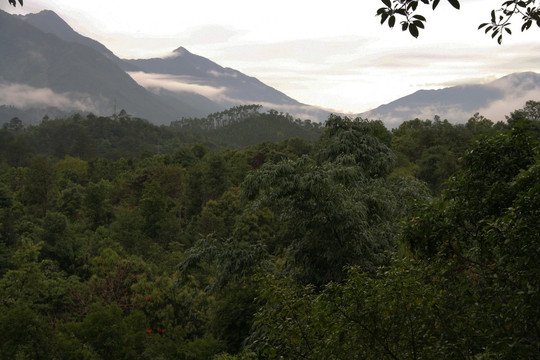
left=18, top=10, right=136, bottom=71
left=125, top=46, right=300, bottom=107
left=0, top=10, right=219, bottom=125
left=124, top=47, right=331, bottom=122
left=362, top=72, right=540, bottom=127
left=16, top=10, right=330, bottom=123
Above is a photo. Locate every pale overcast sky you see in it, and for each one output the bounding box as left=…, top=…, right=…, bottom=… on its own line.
left=2, top=0, right=540, bottom=114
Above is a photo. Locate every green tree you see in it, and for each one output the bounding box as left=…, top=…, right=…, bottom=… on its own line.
left=252, top=260, right=445, bottom=360
left=506, top=100, right=540, bottom=140
left=20, top=156, right=56, bottom=216
left=0, top=304, right=54, bottom=360
left=241, top=116, right=428, bottom=286
left=251, top=127, right=540, bottom=359
left=83, top=180, right=114, bottom=229
left=315, top=115, right=395, bottom=178
left=401, top=128, right=540, bottom=357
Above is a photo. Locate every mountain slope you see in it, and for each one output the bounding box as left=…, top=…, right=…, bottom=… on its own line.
left=0, top=10, right=213, bottom=124
left=125, top=46, right=332, bottom=122
left=362, top=72, right=540, bottom=127
left=125, top=46, right=301, bottom=107
left=18, top=10, right=329, bottom=122
left=18, top=10, right=136, bottom=70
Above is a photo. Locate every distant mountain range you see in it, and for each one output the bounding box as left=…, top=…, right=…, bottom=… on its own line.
left=0, top=10, right=209, bottom=125
left=1, top=9, right=539, bottom=127
left=0, top=10, right=327, bottom=125
left=361, top=72, right=540, bottom=127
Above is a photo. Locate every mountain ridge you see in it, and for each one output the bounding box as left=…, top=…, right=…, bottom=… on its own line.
left=0, top=10, right=219, bottom=124
left=16, top=10, right=330, bottom=122
left=2, top=10, right=539, bottom=128
left=361, top=72, right=540, bottom=127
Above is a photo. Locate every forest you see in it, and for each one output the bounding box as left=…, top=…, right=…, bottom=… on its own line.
left=0, top=101, right=539, bottom=359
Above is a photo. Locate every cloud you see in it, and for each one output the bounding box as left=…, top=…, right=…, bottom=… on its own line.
left=478, top=83, right=540, bottom=122
left=127, top=71, right=226, bottom=99
left=0, top=82, right=104, bottom=112
left=252, top=102, right=330, bottom=123
left=127, top=70, right=330, bottom=122
left=207, top=70, right=238, bottom=78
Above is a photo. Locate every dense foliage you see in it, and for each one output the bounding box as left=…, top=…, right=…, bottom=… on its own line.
left=0, top=102, right=538, bottom=359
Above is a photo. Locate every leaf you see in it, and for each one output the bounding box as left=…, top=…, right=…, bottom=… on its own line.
left=402, top=22, right=409, bottom=31
left=389, top=15, right=396, bottom=28
left=432, top=0, right=440, bottom=10
left=382, top=0, right=392, bottom=8
left=498, top=35, right=503, bottom=44
left=447, top=0, right=460, bottom=10
left=505, top=27, right=512, bottom=34
left=409, top=24, right=419, bottom=38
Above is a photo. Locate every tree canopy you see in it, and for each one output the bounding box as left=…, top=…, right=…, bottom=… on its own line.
left=377, top=0, right=540, bottom=43
left=1, top=102, right=539, bottom=358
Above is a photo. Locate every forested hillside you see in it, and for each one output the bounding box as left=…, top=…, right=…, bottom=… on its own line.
left=0, top=101, right=539, bottom=359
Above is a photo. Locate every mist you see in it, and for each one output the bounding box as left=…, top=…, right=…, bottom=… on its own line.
left=0, top=82, right=105, bottom=113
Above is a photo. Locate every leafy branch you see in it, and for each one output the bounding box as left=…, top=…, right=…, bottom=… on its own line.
left=8, top=0, right=23, bottom=6
left=478, top=0, right=540, bottom=44
left=377, top=0, right=540, bottom=43
left=376, top=0, right=460, bottom=38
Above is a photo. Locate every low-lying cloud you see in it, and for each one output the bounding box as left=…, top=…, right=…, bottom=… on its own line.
left=127, top=71, right=330, bottom=122
left=127, top=71, right=226, bottom=99
left=0, top=82, right=104, bottom=112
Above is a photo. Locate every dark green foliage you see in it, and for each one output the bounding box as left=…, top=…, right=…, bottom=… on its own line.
left=400, top=130, right=540, bottom=357
left=83, top=180, right=114, bottom=229
left=240, top=116, right=429, bottom=286
left=316, top=115, right=395, bottom=178
left=506, top=100, right=540, bottom=140
left=251, top=126, right=540, bottom=359
left=1, top=103, right=537, bottom=359
left=171, top=106, right=322, bottom=148
left=0, top=107, right=321, bottom=166
left=391, top=115, right=504, bottom=192
left=0, top=304, right=54, bottom=359
left=19, top=155, right=56, bottom=216
left=253, top=261, right=445, bottom=360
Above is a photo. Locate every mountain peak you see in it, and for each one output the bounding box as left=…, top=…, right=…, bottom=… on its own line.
left=21, top=10, right=70, bottom=29
left=173, top=46, right=191, bottom=56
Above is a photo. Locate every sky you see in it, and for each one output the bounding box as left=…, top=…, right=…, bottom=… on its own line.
left=2, top=0, right=540, bottom=115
